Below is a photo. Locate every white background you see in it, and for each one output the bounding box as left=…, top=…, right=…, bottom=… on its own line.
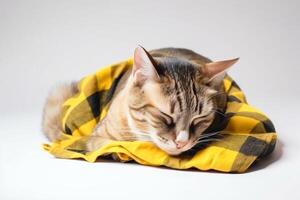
left=0, top=0, right=299, bottom=199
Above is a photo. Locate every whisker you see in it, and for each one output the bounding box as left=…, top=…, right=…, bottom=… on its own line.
left=193, top=137, right=231, bottom=148
left=198, top=131, right=221, bottom=139
left=196, top=138, right=222, bottom=144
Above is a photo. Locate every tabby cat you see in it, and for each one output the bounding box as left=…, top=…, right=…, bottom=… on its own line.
left=42, top=46, right=238, bottom=155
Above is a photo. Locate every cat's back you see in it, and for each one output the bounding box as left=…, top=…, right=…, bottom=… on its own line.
left=149, top=47, right=212, bottom=66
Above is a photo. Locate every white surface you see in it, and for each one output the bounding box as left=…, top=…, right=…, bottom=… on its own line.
left=0, top=0, right=300, bottom=199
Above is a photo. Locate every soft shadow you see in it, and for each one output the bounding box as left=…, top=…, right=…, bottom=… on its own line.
left=247, top=139, right=284, bottom=173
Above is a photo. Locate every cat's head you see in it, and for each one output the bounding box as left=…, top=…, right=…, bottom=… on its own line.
left=126, top=46, right=238, bottom=155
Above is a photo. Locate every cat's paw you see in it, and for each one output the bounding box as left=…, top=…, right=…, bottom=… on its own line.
left=86, top=135, right=110, bottom=152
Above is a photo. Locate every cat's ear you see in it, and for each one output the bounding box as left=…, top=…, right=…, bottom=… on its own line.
left=203, top=58, right=239, bottom=80
left=132, top=46, right=159, bottom=85
left=203, top=58, right=239, bottom=89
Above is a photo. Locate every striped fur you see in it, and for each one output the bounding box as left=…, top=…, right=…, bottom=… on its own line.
left=86, top=47, right=228, bottom=155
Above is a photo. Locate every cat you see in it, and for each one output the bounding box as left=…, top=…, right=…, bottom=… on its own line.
left=42, top=46, right=238, bottom=155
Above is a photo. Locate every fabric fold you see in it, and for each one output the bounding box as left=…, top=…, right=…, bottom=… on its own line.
left=43, top=58, right=277, bottom=173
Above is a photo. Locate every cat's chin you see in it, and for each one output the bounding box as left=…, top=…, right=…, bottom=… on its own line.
left=167, top=144, right=199, bottom=155
left=150, top=134, right=193, bottom=155
left=151, top=140, right=191, bottom=155
left=164, top=150, right=183, bottom=156
left=153, top=142, right=181, bottom=155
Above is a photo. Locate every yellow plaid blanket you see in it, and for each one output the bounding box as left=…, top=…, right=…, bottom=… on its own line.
left=43, top=58, right=277, bottom=172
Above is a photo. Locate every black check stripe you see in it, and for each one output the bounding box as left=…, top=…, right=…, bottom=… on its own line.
left=52, top=59, right=277, bottom=172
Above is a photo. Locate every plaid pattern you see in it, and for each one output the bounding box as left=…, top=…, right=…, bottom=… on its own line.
left=43, top=58, right=277, bottom=173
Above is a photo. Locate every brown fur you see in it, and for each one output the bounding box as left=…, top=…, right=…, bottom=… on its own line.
left=42, top=47, right=237, bottom=155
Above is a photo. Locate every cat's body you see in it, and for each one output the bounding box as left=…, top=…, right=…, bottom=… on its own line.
left=42, top=47, right=238, bottom=155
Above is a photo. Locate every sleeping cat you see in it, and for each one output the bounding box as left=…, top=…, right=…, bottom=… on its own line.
left=42, top=46, right=238, bottom=155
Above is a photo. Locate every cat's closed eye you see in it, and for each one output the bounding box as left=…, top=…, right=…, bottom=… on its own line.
left=191, top=113, right=211, bottom=127
left=148, top=108, right=175, bottom=130
left=159, top=110, right=175, bottom=128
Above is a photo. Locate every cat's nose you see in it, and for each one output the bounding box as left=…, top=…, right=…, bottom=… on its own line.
left=175, top=141, right=188, bottom=149
left=175, top=130, right=189, bottom=149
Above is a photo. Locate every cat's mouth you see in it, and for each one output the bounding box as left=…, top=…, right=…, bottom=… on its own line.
left=150, top=132, right=196, bottom=155
left=154, top=140, right=195, bottom=156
